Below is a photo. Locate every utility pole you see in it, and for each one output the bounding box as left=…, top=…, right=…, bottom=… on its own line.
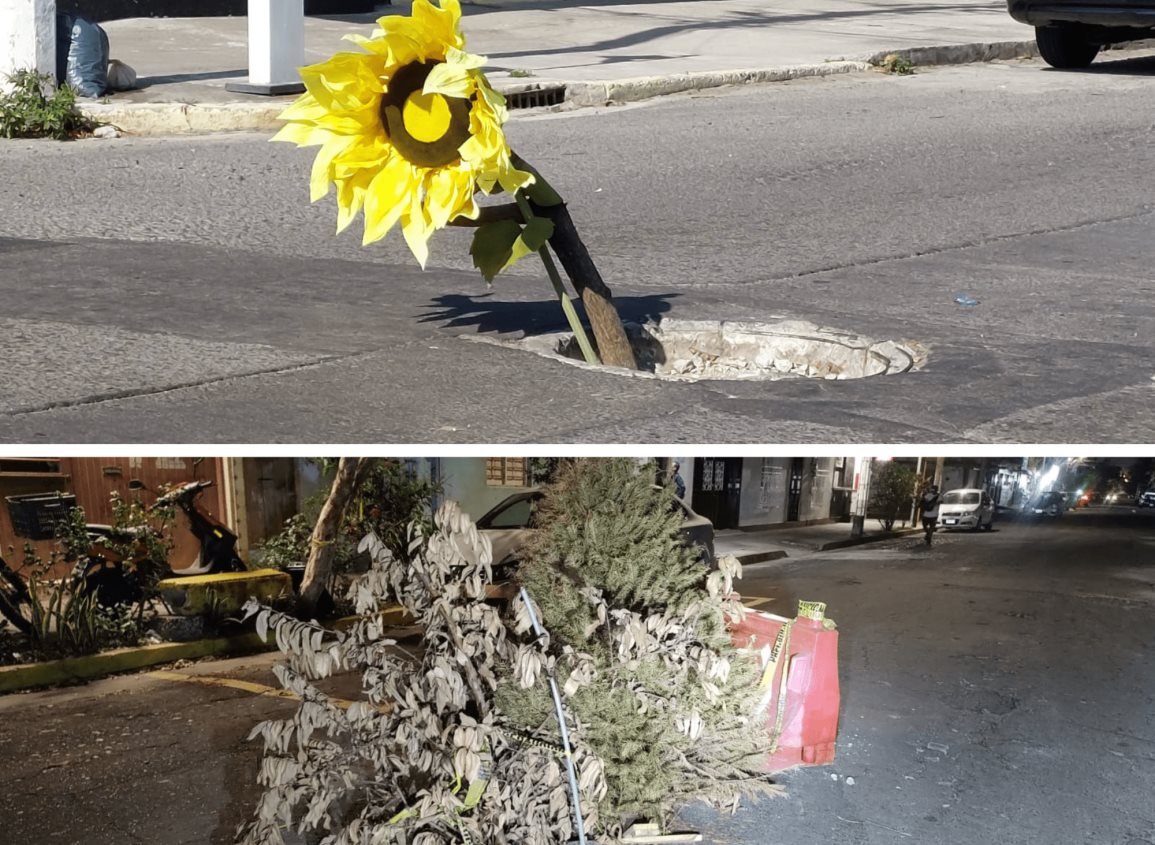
left=909, top=456, right=924, bottom=525
left=1, top=0, right=56, bottom=89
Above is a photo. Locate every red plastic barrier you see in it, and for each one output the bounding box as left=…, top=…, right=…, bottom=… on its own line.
left=730, top=601, right=840, bottom=772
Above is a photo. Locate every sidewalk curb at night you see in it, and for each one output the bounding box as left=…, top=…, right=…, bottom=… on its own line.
left=817, top=526, right=920, bottom=551
left=731, top=549, right=791, bottom=565
left=0, top=605, right=411, bottom=695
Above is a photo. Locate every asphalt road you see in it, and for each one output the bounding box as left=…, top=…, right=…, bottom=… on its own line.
left=682, top=506, right=1155, bottom=845
left=1, top=57, right=1154, bottom=442
left=0, top=506, right=1151, bottom=844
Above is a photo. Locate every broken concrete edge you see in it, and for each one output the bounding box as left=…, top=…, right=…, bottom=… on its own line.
left=862, top=36, right=1155, bottom=68
left=75, top=32, right=1142, bottom=137
left=863, top=39, right=1039, bottom=67
left=0, top=604, right=412, bottom=695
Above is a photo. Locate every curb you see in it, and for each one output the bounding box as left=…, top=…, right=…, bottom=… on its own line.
left=73, top=33, right=1099, bottom=137
left=817, top=527, right=920, bottom=551
left=864, top=36, right=1155, bottom=68
left=0, top=632, right=272, bottom=694
left=863, top=39, right=1039, bottom=67
left=77, top=101, right=287, bottom=136
left=564, top=60, right=870, bottom=107
left=0, top=605, right=412, bottom=695
left=730, top=549, right=790, bottom=566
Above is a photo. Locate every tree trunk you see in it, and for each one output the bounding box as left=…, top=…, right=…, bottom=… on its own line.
left=541, top=202, right=638, bottom=370
left=297, top=457, right=375, bottom=617
left=511, top=153, right=638, bottom=370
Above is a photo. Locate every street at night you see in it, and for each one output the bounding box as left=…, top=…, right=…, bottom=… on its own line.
left=2, top=505, right=1152, bottom=845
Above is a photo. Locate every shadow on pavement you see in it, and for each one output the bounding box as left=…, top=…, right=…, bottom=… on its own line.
left=1047, top=52, right=1155, bottom=76
left=136, top=69, right=246, bottom=87
left=419, top=291, right=678, bottom=334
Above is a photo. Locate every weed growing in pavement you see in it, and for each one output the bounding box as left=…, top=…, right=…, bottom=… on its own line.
left=509, top=68, right=537, bottom=78
left=0, top=70, right=97, bottom=139
left=879, top=53, right=915, bottom=75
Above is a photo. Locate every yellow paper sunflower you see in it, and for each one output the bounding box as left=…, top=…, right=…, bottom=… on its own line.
left=273, top=0, right=533, bottom=267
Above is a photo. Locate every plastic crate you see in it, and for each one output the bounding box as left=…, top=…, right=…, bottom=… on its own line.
left=5, top=492, right=77, bottom=540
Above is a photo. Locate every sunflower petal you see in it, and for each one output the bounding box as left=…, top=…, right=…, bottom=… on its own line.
left=277, top=92, right=328, bottom=123
left=423, top=62, right=476, bottom=100
left=272, top=120, right=333, bottom=148
left=335, top=168, right=375, bottom=233
left=401, top=189, right=433, bottom=267
left=409, top=0, right=464, bottom=58
left=425, top=166, right=477, bottom=229
left=362, top=155, right=414, bottom=245
left=300, top=52, right=386, bottom=114
left=445, top=46, right=487, bottom=70
left=309, top=135, right=358, bottom=202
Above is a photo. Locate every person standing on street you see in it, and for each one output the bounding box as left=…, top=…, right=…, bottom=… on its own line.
left=672, top=463, right=686, bottom=499
left=920, top=484, right=941, bottom=546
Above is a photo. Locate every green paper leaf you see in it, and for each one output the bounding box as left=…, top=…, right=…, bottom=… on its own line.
left=470, top=220, right=522, bottom=282
left=520, top=216, right=554, bottom=252
left=524, top=178, right=564, bottom=208
left=469, top=217, right=556, bottom=282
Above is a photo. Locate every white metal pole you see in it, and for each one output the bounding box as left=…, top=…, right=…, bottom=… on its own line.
left=849, top=456, right=873, bottom=538
left=0, top=0, right=56, bottom=90
left=226, top=0, right=306, bottom=96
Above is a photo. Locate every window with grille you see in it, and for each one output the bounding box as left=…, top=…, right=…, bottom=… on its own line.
left=486, top=458, right=529, bottom=487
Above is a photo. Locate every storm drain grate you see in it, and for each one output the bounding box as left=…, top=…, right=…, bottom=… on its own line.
left=505, top=85, right=567, bottom=109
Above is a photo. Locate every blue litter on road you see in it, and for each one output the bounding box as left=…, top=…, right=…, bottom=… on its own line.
left=954, top=294, right=979, bottom=307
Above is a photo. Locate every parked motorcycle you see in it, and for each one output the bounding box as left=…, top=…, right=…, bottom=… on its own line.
left=80, top=479, right=245, bottom=606
left=0, top=479, right=245, bottom=633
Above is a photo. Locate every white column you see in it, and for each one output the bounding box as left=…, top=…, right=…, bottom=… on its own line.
left=0, top=0, right=56, bottom=88
left=226, top=0, right=306, bottom=96
left=849, top=456, right=873, bottom=537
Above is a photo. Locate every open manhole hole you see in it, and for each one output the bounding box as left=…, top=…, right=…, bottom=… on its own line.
left=480, top=318, right=926, bottom=382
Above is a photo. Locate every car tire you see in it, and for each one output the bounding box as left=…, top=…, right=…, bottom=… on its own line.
left=1035, top=26, right=1101, bottom=69
left=982, top=518, right=994, bottom=532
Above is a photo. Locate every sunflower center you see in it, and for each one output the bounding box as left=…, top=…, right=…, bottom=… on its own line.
left=380, top=60, right=472, bottom=169
left=402, top=91, right=453, bottom=144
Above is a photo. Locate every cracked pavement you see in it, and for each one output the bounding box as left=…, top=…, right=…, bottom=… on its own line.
left=1, top=59, right=1154, bottom=442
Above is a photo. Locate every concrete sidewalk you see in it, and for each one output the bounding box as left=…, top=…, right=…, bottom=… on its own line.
left=79, top=0, right=1040, bottom=133
left=715, top=520, right=919, bottom=564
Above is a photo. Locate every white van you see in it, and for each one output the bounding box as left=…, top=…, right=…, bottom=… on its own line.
left=938, top=488, right=995, bottom=531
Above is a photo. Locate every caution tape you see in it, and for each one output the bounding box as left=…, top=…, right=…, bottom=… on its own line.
left=754, top=620, right=793, bottom=754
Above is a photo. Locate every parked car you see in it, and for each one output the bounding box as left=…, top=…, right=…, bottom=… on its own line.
left=1137, top=490, right=1155, bottom=508
left=938, top=488, right=996, bottom=531
left=1006, top=0, right=1155, bottom=68
left=1028, top=490, right=1068, bottom=518
left=475, top=487, right=717, bottom=572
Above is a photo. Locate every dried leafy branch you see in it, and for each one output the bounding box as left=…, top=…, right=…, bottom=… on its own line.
left=239, top=501, right=608, bottom=845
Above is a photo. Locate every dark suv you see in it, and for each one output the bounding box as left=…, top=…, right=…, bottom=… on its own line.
left=1007, top=1, right=1155, bottom=68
